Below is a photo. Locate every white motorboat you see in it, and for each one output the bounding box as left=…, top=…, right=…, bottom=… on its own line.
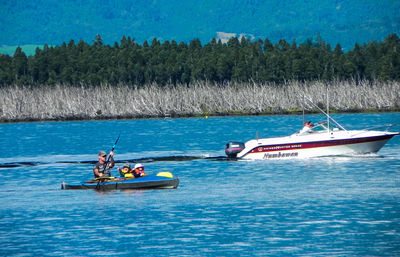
left=225, top=98, right=399, bottom=160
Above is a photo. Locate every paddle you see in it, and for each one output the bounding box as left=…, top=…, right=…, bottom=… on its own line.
left=96, top=134, right=120, bottom=189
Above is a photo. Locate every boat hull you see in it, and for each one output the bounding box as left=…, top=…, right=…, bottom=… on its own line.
left=61, top=175, right=179, bottom=190
left=228, top=96, right=399, bottom=160
left=237, top=132, right=398, bottom=160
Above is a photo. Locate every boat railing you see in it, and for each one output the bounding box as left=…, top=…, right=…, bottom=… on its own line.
left=362, top=123, right=400, bottom=132
left=343, top=123, right=400, bottom=138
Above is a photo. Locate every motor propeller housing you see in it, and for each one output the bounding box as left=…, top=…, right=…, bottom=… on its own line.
left=225, top=141, right=245, bottom=158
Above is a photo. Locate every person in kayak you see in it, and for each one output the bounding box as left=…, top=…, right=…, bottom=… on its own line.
left=133, top=163, right=146, bottom=178
left=118, top=163, right=134, bottom=178
left=93, top=150, right=115, bottom=179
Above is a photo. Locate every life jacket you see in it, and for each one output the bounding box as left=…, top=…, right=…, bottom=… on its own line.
left=133, top=169, right=144, bottom=178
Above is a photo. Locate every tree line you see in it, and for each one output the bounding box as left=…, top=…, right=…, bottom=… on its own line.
left=1, top=33, right=399, bottom=86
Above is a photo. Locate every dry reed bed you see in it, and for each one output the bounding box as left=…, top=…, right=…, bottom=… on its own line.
left=0, top=80, right=399, bottom=121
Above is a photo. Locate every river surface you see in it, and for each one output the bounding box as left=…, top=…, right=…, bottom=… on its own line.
left=1, top=113, right=400, bottom=256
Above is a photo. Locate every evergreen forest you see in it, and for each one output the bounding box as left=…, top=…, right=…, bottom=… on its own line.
left=1, top=33, right=400, bottom=87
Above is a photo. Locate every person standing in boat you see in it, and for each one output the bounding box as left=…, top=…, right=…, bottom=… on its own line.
left=299, top=121, right=314, bottom=135
left=133, top=163, right=146, bottom=178
left=93, top=150, right=115, bottom=179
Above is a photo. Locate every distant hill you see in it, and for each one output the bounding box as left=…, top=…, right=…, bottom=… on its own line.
left=1, top=0, right=399, bottom=52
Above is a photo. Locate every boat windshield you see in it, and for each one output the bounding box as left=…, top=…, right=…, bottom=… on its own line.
left=312, top=121, right=342, bottom=133
left=293, top=121, right=342, bottom=136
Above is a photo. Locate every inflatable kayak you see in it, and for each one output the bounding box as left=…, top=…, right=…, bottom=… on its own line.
left=61, top=172, right=179, bottom=190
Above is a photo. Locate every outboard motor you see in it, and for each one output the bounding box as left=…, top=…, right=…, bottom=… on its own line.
left=225, top=141, right=245, bottom=158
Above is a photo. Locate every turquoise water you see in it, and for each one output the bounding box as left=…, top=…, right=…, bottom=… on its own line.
left=1, top=113, right=400, bottom=256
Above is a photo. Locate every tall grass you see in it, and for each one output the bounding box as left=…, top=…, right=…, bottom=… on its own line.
left=0, top=80, right=399, bottom=122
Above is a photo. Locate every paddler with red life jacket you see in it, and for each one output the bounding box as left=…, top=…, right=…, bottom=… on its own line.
left=93, top=150, right=115, bottom=179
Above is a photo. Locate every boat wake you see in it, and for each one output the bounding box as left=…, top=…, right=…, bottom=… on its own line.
left=0, top=155, right=230, bottom=168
